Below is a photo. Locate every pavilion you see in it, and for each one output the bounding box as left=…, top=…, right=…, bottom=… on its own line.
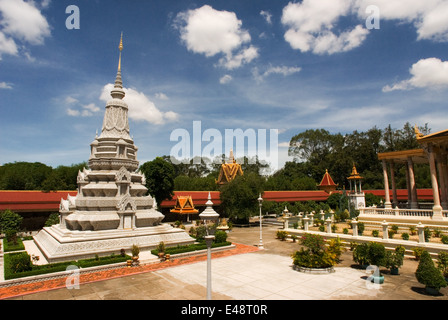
left=360, top=126, right=448, bottom=227
left=317, top=169, right=338, bottom=194
left=170, top=195, right=199, bottom=222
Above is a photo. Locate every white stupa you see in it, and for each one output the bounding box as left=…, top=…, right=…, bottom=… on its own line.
left=34, top=34, right=194, bottom=263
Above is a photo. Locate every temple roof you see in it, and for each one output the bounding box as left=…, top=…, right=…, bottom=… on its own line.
left=216, top=149, right=244, bottom=185
left=318, top=169, right=337, bottom=187
left=170, top=195, right=199, bottom=214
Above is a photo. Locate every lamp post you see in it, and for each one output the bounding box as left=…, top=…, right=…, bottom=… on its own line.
left=199, top=192, right=219, bottom=300
left=258, top=194, right=264, bottom=249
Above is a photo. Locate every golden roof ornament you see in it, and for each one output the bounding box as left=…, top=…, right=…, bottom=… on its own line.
left=414, top=124, right=424, bottom=139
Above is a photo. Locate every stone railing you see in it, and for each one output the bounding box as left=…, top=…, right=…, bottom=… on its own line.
left=360, top=207, right=434, bottom=219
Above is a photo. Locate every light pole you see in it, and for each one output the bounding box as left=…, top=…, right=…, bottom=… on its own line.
left=199, top=192, right=219, bottom=300
left=258, top=193, right=264, bottom=249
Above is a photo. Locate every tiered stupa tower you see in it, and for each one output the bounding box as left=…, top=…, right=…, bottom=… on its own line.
left=34, top=35, right=194, bottom=263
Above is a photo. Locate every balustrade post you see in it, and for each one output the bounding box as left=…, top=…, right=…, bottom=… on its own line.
left=382, top=220, right=389, bottom=240
left=352, top=220, right=358, bottom=237
left=303, top=217, right=310, bottom=231
left=417, top=222, right=425, bottom=243
left=326, top=218, right=332, bottom=233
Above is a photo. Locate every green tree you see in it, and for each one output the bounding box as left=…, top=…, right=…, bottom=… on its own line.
left=140, top=157, right=176, bottom=207
left=219, top=173, right=265, bottom=224
left=0, top=209, right=23, bottom=233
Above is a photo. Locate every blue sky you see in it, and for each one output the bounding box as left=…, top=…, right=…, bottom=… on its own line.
left=1, top=0, right=448, bottom=172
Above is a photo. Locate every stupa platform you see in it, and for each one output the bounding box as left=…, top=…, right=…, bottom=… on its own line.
left=34, top=224, right=194, bottom=263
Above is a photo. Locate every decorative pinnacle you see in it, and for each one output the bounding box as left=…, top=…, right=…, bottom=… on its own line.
left=111, top=32, right=125, bottom=100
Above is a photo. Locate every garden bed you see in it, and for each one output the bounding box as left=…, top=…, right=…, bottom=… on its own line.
left=3, top=252, right=131, bottom=280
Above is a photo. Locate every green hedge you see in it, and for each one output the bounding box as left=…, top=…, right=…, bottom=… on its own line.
left=151, top=241, right=232, bottom=255
left=4, top=252, right=131, bottom=280
left=3, top=238, right=25, bottom=252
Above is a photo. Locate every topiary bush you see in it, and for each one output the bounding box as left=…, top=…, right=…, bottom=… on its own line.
left=214, top=230, right=228, bottom=243
left=367, top=242, right=387, bottom=269
left=415, top=250, right=447, bottom=292
left=353, top=242, right=369, bottom=266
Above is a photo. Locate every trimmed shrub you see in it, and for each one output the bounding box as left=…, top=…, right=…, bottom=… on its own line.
left=214, top=230, right=228, bottom=243
left=372, top=230, right=379, bottom=237
left=353, top=242, right=369, bottom=266
left=401, top=233, right=410, bottom=241
left=442, top=235, right=448, bottom=245
left=415, top=250, right=447, bottom=291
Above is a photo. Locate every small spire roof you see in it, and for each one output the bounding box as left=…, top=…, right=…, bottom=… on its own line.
left=348, top=164, right=363, bottom=180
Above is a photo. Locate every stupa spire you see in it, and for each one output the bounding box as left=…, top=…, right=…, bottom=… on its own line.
left=111, top=32, right=125, bottom=100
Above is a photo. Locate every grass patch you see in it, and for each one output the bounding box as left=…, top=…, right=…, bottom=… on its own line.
left=151, top=241, right=232, bottom=255
left=4, top=252, right=131, bottom=280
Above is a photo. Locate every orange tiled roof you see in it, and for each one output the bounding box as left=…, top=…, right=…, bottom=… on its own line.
left=170, top=195, right=199, bottom=214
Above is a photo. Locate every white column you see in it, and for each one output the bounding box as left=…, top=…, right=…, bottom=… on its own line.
left=407, top=157, right=418, bottom=209
left=390, top=162, right=398, bottom=208
left=428, top=146, right=443, bottom=220
left=382, top=160, right=392, bottom=208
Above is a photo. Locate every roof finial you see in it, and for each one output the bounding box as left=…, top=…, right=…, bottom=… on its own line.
left=118, top=32, right=123, bottom=71
left=111, top=32, right=125, bottom=100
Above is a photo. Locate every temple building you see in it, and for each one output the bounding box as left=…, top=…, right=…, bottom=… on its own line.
left=170, top=195, right=199, bottom=222
left=347, top=164, right=365, bottom=210
left=216, top=149, right=244, bottom=185
left=317, top=169, right=338, bottom=194
left=33, top=35, right=194, bottom=263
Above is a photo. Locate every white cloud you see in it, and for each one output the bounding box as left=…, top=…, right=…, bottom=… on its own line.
left=281, top=0, right=368, bottom=55
left=0, top=81, right=12, bottom=89
left=65, top=96, right=78, bottom=104
left=252, top=65, right=302, bottom=82
left=100, top=84, right=179, bottom=125
left=260, top=10, right=272, bottom=24
left=0, top=30, right=17, bottom=58
left=219, top=74, right=232, bottom=84
left=66, top=108, right=80, bottom=117
left=82, top=103, right=100, bottom=113
left=155, top=92, right=169, bottom=100
left=281, top=0, right=448, bottom=55
left=355, top=0, right=448, bottom=41
left=0, top=0, right=50, bottom=59
left=175, top=5, right=258, bottom=69
left=383, top=58, right=448, bottom=92
left=0, top=0, right=50, bottom=44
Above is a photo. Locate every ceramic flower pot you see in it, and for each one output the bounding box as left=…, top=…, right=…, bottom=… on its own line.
left=390, top=267, right=399, bottom=275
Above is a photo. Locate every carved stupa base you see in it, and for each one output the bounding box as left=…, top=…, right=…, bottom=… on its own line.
left=34, top=224, right=195, bottom=263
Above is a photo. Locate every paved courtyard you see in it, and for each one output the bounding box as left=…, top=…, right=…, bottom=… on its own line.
left=2, top=225, right=448, bottom=300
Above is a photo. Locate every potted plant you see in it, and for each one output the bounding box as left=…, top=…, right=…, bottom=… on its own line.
left=131, top=244, right=140, bottom=266
left=401, top=233, right=410, bottom=241
left=367, top=242, right=387, bottom=284
left=385, top=245, right=405, bottom=275
left=413, top=247, right=425, bottom=261
left=157, top=241, right=166, bottom=260
left=372, top=230, right=379, bottom=237
left=358, top=222, right=365, bottom=236
left=415, top=250, right=447, bottom=295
